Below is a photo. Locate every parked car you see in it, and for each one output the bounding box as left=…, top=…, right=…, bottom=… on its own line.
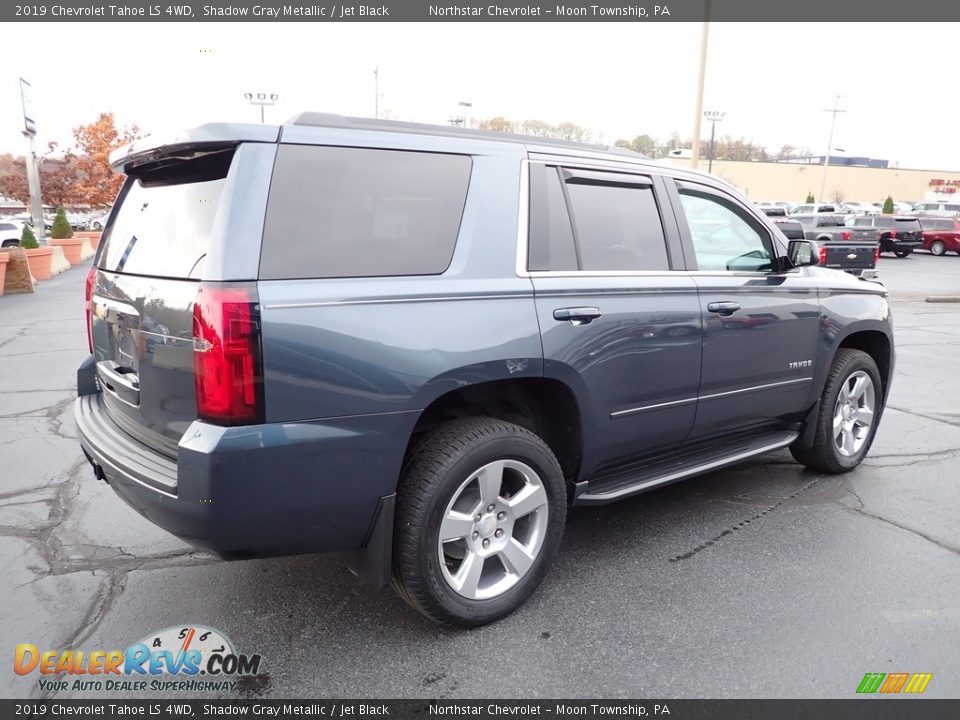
left=918, top=217, right=960, bottom=256
left=0, top=219, right=24, bottom=248
left=843, top=202, right=880, bottom=217
left=65, top=212, right=89, bottom=231
left=790, top=203, right=840, bottom=215
left=74, top=114, right=894, bottom=627
left=849, top=215, right=923, bottom=257
left=910, top=201, right=960, bottom=218
left=87, top=211, right=111, bottom=230
left=759, top=205, right=790, bottom=219
left=791, top=214, right=880, bottom=278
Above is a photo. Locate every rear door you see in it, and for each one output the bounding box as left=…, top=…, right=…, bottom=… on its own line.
left=667, top=179, right=822, bottom=440
left=91, top=146, right=241, bottom=457
left=527, top=162, right=702, bottom=475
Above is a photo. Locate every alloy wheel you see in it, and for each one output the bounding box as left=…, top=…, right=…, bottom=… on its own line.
left=833, top=370, right=875, bottom=457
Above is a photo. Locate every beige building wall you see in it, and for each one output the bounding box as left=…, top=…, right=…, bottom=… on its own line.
left=660, top=157, right=960, bottom=205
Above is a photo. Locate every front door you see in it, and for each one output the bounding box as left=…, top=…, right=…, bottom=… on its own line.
left=669, top=180, right=822, bottom=440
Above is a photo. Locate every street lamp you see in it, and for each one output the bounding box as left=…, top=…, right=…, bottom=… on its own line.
left=244, top=92, right=278, bottom=124
left=449, top=101, right=472, bottom=128
left=703, top=110, right=725, bottom=173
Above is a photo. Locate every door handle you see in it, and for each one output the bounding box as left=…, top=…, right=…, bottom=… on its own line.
left=553, top=307, right=602, bottom=325
left=707, top=301, right=741, bottom=317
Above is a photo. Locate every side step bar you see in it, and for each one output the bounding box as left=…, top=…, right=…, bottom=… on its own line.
left=574, top=430, right=799, bottom=506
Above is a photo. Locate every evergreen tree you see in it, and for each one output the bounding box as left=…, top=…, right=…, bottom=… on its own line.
left=51, top=207, right=73, bottom=239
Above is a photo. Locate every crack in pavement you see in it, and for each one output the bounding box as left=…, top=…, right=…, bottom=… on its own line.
left=669, top=475, right=827, bottom=562
left=841, top=483, right=960, bottom=558
left=886, top=405, right=960, bottom=429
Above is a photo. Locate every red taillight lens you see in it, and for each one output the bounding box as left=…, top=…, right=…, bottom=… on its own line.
left=192, top=283, right=264, bottom=425
left=84, top=266, right=96, bottom=353
left=889, top=230, right=897, bottom=238
left=841, top=230, right=852, bottom=241
left=818, top=246, right=828, bottom=265
left=874, top=245, right=881, bottom=262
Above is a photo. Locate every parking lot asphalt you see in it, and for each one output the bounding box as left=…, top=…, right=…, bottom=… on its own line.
left=1, top=257, right=959, bottom=700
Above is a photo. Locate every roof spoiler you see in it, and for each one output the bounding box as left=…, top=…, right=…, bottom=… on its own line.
left=110, top=123, right=280, bottom=174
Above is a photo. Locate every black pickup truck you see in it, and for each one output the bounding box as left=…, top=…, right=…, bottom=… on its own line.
left=791, top=214, right=880, bottom=279
left=849, top=215, right=923, bottom=257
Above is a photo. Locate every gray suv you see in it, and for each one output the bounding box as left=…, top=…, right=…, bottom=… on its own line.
left=75, top=114, right=894, bottom=627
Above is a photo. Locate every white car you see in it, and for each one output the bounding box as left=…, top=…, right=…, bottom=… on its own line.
left=910, top=201, right=960, bottom=218
left=790, top=203, right=841, bottom=215
left=87, top=211, right=111, bottom=230
left=0, top=219, right=25, bottom=248
left=843, top=202, right=880, bottom=216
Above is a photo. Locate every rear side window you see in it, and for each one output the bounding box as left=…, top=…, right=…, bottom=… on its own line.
left=98, top=149, right=234, bottom=279
left=528, top=165, right=578, bottom=272
left=260, top=145, right=471, bottom=279
left=565, top=180, right=668, bottom=271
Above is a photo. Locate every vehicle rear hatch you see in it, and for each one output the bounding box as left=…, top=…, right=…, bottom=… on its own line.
left=889, top=217, right=923, bottom=245
left=90, top=132, right=271, bottom=459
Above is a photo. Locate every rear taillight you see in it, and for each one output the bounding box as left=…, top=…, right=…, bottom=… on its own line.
left=84, top=266, right=96, bottom=353
left=841, top=230, right=852, bottom=241
left=889, top=230, right=898, bottom=238
left=818, top=246, right=828, bottom=265
left=192, top=283, right=264, bottom=425
left=874, top=245, right=881, bottom=262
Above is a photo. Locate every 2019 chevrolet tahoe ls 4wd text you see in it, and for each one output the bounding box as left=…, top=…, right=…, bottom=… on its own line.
left=75, top=114, right=894, bottom=627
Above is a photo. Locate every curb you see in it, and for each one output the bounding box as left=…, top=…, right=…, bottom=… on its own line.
left=925, top=296, right=960, bottom=303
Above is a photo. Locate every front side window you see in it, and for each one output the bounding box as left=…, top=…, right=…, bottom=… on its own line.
left=679, top=189, right=774, bottom=272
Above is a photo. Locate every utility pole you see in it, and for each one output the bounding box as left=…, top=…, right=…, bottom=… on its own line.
left=819, top=93, right=846, bottom=203
left=373, top=66, right=379, bottom=119
left=20, top=78, right=45, bottom=243
left=704, top=110, right=725, bottom=173
left=690, top=0, right=711, bottom=169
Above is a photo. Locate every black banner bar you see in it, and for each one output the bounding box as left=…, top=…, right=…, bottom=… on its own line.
left=4, top=0, right=959, bottom=22
left=2, top=700, right=959, bottom=720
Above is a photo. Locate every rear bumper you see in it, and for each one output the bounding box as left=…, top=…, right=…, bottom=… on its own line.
left=75, top=391, right=417, bottom=559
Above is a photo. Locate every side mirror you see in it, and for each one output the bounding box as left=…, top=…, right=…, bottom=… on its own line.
left=787, top=239, right=819, bottom=267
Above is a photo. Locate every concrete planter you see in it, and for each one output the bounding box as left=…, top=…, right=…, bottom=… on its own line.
left=24, top=247, right=55, bottom=281
left=75, top=231, right=102, bottom=250
left=50, top=237, right=86, bottom=265
left=0, top=252, right=8, bottom=296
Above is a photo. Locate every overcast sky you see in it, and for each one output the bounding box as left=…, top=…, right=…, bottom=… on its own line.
left=1, top=22, right=951, bottom=169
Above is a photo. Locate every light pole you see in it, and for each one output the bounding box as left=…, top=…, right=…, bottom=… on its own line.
left=243, top=92, right=278, bottom=124
left=690, top=0, right=711, bottom=169
left=819, top=93, right=846, bottom=203
left=449, top=101, right=472, bottom=127
left=703, top=110, right=725, bottom=173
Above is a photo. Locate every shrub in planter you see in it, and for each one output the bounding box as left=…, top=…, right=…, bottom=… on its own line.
left=805, top=192, right=815, bottom=203
left=51, top=207, right=73, bottom=239
left=20, top=224, right=38, bottom=249
left=882, top=196, right=895, bottom=215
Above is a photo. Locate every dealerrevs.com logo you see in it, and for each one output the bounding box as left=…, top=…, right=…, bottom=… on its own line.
left=14, top=625, right=263, bottom=693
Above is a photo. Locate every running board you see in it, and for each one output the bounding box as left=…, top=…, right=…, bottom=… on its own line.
left=574, top=430, right=799, bottom=506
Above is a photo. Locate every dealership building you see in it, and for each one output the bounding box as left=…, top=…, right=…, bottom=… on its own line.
left=661, top=156, right=960, bottom=205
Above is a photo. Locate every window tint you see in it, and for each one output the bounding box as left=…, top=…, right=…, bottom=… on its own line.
left=875, top=217, right=894, bottom=228
left=528, top=165, right=578, bottom=272
left=679, top=189, right=774, bottom=272
left=0, top=223, right=15, bottom=231
left=261, top=145, right=472, bottom=280
left=853, top=218, right=871, bottom=227
left=564, top=180, right=669, bottom=271
left=946, top=204, right=960, bottom=212
left=98, top=149, right=234, bottom=279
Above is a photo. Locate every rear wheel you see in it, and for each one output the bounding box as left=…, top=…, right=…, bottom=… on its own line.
left=392, top=417, right=566, bottom=627
left=930, top=240, right=946, bottom=256
left=791, top=349, right=883, bottom=474
left=894, top=250, right=911, bottom=257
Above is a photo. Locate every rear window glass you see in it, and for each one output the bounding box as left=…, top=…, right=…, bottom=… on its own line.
left=260, top=145, right=472, bottom=280
left=97, top=149, right=233, bottom=279
left=894, top=218, right=922, bottom=230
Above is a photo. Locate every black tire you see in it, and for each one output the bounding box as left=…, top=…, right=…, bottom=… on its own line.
left=894, top=250, right=911, bottom=257
left=1, top=240, right=18, bottom=248
left=92, top=221, right=102, bottom=230
left=929, top=240, right=946, bottom=256
left=392, top=417, right=566, bottom=627
left=790, top=349, right=883, bottom=474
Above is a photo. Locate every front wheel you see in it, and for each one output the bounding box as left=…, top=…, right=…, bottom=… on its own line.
left=930, top=240, right=946, bottom=256
left=791, top=349, right=883, bottom=473
left=392, top=417, right=566, bottom=627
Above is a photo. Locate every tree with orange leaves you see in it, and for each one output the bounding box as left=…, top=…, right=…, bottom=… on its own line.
left=72, top=113, right=141, bottom=208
